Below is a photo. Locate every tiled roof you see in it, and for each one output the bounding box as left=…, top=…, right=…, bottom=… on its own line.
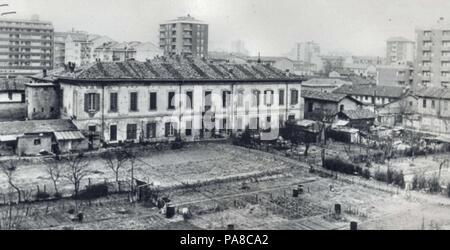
left=302, top=78, right=352, bottom=86
left=413, top=87, right=450, bottom=99
left=45, top=58, right=301, bottom=81
left=68, top=32, right=89, bottom=42
left=340, top=109, right=376, bottom=120
left=0, top=78, right=27, bottom=92
left=333, top=84, right=406, bottom=98
left=0, top=119, right=79, bottom=136
left=301, top=89, right=348, bottom=102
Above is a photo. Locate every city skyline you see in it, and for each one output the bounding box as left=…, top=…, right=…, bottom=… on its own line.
left=4, top=0, right=450, bottom=58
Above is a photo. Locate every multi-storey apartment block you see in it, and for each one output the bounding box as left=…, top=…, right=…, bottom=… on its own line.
left=414, top=23, right=450, bottom=89
left=93, top=41, right=163, bottom=62
left=159, top=15, right=208, bottom=58
left=31, top=59, right=304, bottom=144
left=0, top=17, right=54, bottom=78
left=386, top=37, right=415, bottom=65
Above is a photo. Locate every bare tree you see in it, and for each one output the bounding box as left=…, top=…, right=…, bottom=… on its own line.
left=63, top=153, right=90, bottom=199
left=0, top=203, right=28, bottom=230
left=123, top=148, right=138, bottom=202
left=316, top=110, right=337, bottom=167
left=0, top=160, right=21, bottom=203
left=45, top=159, right=63, bottom=195
left=102, top=150, right=129, bottom=192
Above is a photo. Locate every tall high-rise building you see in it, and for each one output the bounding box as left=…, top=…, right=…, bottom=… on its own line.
left=0, top=17, right=54, bottom=78
left=295, top=41, right=321, bottom=63
left=159, top=15, right=208, bottom=58
left=414, top=21, right=450, bottom=89
left=386, top=37, right=415, bottom=65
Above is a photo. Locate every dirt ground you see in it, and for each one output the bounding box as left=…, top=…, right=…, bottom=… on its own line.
left=1, top=142, right=450, bottom=230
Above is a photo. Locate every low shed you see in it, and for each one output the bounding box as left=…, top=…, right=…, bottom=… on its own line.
left=0, top=119, right=87, bottom=156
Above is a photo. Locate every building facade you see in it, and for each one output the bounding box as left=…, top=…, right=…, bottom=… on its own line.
left=159, top=15, right=208, bottom=58
left=414, top=23, right=450, bottom=89
left=302, top=90, right=362, bottom=121
left=25, top=82, right=60, bottom=120
left=333, top=84, right=407, bottom=107
left=0, top=17, right=54, bottom=78
left=404, top=87, right=450, bottom=136
left=386, top=37, right=415, bottom=65
left=0, top=78, right=26, bottom=121
left=376, top=63, right=414, bottom=87
left=33, top=59, right=304, bottom=144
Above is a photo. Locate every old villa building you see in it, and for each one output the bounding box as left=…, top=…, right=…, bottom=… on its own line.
left=31, top=58, right=304, bottom=144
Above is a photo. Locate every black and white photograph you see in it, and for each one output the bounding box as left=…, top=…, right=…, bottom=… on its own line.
left=0, top=0, right=449, bottom=238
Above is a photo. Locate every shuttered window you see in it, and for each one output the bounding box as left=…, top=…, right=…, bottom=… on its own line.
left=290, top=89, right=298, bottom=105
left=149, top=92, right=157, bottom=110
left=168, top=92, right=175, bottom=110
left=222, top=91, right=231, bottom=108
left=146, top=123, right=156, bottom=138
left=84, top=93, right=100, bottom=112
left=110, top=125, right=117, bottom=141
left=185, top=120, right=192, bottom=136
left=165, top=122, right=177, bottom=137
left=130, top=92, right=138, bottom=111
left=264, top=90, right=274, bottom=106
left=204, top=91, right=212, bottom=110
left=279, top=89, right=285, bottom=105
left=126, top=124, right=137, bottom=140
left=186, top=91, right=193, bottom=109
left=110, top=93, right=118, bottom=112
left=252, top=90, right=260, bottom=107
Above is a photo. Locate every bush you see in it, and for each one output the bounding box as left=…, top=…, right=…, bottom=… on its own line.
left=447, top=183, right=450, bottom=198
left=35, top=191, right=50, bottom=200
left=412, top=173, right=427, bottom=190
left=374, top=170, right=387, bottom=182
left=428, top=175, right=441, bottom=193
left=362, top=169, right=371, bottom=179
left=171, top=136, right=184, bottom=149
left=77, top=183, right=109, bottom=200
left=323, top=158, right=356, bottom=175
left=392, top=170, right=405, bottom=188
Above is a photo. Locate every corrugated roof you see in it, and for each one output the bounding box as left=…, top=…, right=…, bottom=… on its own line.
left=54, top=131, right=85, bottom=141
left=0, top=119, right=79, bottom=136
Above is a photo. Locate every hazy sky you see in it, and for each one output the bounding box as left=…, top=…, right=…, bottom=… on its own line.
left=5, top=0, right=450, bottom=57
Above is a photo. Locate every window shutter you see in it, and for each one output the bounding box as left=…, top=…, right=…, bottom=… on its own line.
left=95, top=93, right=100, bottom=111
left=165, top=122, right=170, bottom=137
left=84, top=93, right=89, bottom=112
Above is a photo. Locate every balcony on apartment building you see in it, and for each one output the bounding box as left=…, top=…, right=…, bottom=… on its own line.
left=183, top=32, right=192, bottom=38
left=442, top=61, right=450, bottom=70
left=442, top=52, right=450, bottom=59
left=442, top=31, right=450, bottom=39
left=422, top=31, right=432, bottom=40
